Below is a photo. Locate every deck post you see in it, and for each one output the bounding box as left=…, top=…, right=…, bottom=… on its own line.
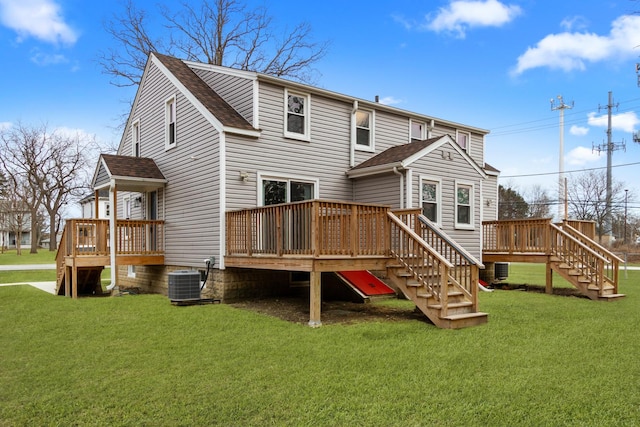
left=308, top=270, right=322, bottom=327
left=109, top=182, right=118, bottom=289
left=65, top=264, right=71, bottom=297
left=72, top=264, right=78, bottom=299
left=545, top=260, right=553, bottom=294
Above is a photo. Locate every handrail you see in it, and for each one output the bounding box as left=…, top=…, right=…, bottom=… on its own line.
left=561, top=221, right=624, bottom=264
left=387, top=212, right=453, bottom=268
left=417, top=215, right=483, bottom=268
left=549, top=223, right=609, bottom=264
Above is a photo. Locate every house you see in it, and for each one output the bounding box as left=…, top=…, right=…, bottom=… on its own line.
left=79, top=189, right=110, bottom=219
left=68, top=52, right=502, bottom=327
left=0, top=200, right=30, bottom=249
left=58, top=52, right=623, bottom=328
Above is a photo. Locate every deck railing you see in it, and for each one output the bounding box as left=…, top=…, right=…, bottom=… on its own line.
left=392, top=209, right=481, bottom=309
left=482, top=218, right=552, bottom=254
left=55, top=219, right=165, bottom=259
left=225, top=200, right=390, bottom=257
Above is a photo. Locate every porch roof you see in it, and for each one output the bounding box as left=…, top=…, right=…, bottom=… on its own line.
left=92, top=154, right=167, bottom=192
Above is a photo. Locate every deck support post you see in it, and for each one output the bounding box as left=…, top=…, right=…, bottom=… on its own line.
left=72, top=264, right=78, bottom=299
left=545, top=260, right=553, bottom=294
left=65, top=264, right=71, bottom=297
left=308, top=270, right=322, bottom=328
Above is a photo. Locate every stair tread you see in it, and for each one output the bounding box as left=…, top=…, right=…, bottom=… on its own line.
left=598, top=293, right=625, bottom=299
left=416, top=292, right=433, bottom=299
left=442, top=312, right=488, bottom=320
left=428, top=301, right=473, bottom=309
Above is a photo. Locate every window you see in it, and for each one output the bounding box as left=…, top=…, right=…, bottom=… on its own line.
left=455, top=182, right=474, bottom=229
left=456, top=130, right=470, bottom=151
left=165, top=95, right=177, bottom=150
left=411, top=120, right=426, bottom=141
left=284, top=89, right=310, bottom=140
left=420, top=178, right=440, bottom=224
left=132, top=120, right=140, bottom=157
left=262, top=178, right=316, bottom=206
left=354, top=109, right=374, bottom=151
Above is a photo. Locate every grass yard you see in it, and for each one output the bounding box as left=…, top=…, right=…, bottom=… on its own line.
left=0, top=249, right=56, bottom=265
left=1, top=268, right=639, bottom=426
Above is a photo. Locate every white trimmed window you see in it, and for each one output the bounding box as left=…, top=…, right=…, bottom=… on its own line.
left=411, top=120, right=426, bottom=141
left=353, top=109, right=374, bottom=151
left=455, top=181, right=474, bottom=229
left=456, top=130, right=470, bottom=152
left=165, top=95, right=177, bottom=150
left=284, top=89, right=310, bottom=141
left=132, top=119, right=141, bottom=157
left=420, top=178, right=441, bottom=225
left=259, top=175, right=318, bottom=206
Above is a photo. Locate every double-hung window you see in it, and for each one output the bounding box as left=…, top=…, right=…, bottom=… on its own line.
left=354, top=109, right=374, bottom=151
left=284, top=89, right=310, bottom=141
left=165, top=95, right=177, bottom=150
left=132, top=119, right=140, bottom=157
left=456, top=130, right=470, bottom=152
left=420, top=178, right=440, bottom=224
left=455, top=181, right=474, bottom=229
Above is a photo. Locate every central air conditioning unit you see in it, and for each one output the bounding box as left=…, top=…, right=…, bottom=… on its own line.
left=168, top=270, right=201, bottom=302
left=495, top=262, right=509, bottom=281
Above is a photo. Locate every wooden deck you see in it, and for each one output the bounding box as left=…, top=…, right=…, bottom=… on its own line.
left=56, top=219, right=165, bottom=297
left=226, top=201, right=486, bottom=328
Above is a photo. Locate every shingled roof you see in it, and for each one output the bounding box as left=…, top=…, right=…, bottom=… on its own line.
left=101, top=154, right=166, bottom=180
left=153, top=53, right=255, bottom=132
left=350, top=137, right=441, bottom=170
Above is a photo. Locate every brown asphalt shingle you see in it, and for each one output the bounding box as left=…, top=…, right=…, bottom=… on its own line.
left=101, top=154, right=166, bottom=180
left=153, top=53, right=254, bottom=131
left=351, top=137, right=441, bottom=170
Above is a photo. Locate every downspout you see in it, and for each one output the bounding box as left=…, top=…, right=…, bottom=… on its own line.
left=350, top=100, right=358, bottom=168
left=393, top=167, right=404, bottom=209
left=106, top=179, right=117, bottom=291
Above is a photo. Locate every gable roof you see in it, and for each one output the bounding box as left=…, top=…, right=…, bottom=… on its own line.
left=153, top=53, right=255, bottom=132
left=347, top=135, right=487, bottom=179
left=92, top=154, right=167, bottom=192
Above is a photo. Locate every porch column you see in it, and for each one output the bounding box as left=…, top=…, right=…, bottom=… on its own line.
left=109, top=182, right=118, bottom=289
left=94, top=189, right=100, bottom=219
left=308, top=271, right=322, bottom=327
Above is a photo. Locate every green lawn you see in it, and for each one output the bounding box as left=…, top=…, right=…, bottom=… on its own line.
left=1, top=267, right=639, bottom=426
left=0, top=249, right=56, bottom=265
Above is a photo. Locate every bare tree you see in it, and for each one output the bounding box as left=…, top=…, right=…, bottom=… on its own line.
left=0, top=123, right=92, bottom=253
left=527, top=185, right=552, bottom=218
left=0, top=182, right=29, bottom=255
left=567, top=170, right=626, bottom=239
left=99, top=0, right=329, bottom=88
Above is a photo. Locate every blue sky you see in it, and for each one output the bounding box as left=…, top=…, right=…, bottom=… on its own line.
left=1, top=0, right=640, bottom=214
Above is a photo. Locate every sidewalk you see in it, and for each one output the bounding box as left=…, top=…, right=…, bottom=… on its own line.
left=0, top=281, right=56, bottom=294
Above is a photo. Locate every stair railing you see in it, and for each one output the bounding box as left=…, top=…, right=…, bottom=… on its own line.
left=393, top=209, right=482, bottom=311
left=55, top=223, right=69, bottom=292
left=559, top=221, right=622, bottom=293
left=549, top=223, right=612, bottom=296
left=387, top=212, right=454, bottom=316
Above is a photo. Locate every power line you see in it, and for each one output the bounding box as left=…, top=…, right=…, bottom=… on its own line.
left=499, top=161, right=640, bottom=178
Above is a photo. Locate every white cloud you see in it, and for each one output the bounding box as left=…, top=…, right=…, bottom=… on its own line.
left=0, top=0, right=77, bottom=45
left=0, top=121, right=12, bottom=131
left=377, top=96, right=403, bottom=106
left=512, top=15, right=640, bottom=75
left=560, top=16, right=589, bottom=32
left=587, top=111, right=640, bottom=133
left=570, top=125, right=589, bottom=136
left=566, top=146, right=602, bottom=166
left=30, top=50, right=68, bottom=66
left=425, top=0, right=522, bottom=39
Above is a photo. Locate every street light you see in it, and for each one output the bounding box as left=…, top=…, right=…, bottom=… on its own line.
left=624, top=189, right=628, bottom=245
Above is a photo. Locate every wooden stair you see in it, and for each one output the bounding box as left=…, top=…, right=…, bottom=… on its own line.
left=549, top=256, right=625, bottom=301
left=385, top=262, right=488, bottom=329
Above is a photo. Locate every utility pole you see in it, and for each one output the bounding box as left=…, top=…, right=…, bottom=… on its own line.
left=550, top=95, right=573, bottom=221
left=593, top=91, right=624, bottom=242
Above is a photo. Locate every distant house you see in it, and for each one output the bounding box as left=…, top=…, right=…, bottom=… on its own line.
left=0, top=200, right=30, bottom=249
left=79, top=189, right=110, bottom=219
left=62, top=52, right=506, bottom=328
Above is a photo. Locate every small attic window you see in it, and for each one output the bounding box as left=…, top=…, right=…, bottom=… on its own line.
left=165, top=95, right=177, bottom=150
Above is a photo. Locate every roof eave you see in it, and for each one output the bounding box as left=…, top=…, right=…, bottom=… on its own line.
left=346, top=162, right=404, bottom=179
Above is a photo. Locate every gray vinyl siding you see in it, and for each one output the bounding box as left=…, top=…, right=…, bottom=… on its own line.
left=225, top=81, right=354, bottom=209
left=118, top=61, right=222, bottom=268
left=353, top=173, right=400, bottom=208
left=94, top=164, right=110, bottom=188
left=193, top=68, right=255, bottom=124
left=483, top=174, right=499, bottom=221
left=408, top=144, right=483, bottom=259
